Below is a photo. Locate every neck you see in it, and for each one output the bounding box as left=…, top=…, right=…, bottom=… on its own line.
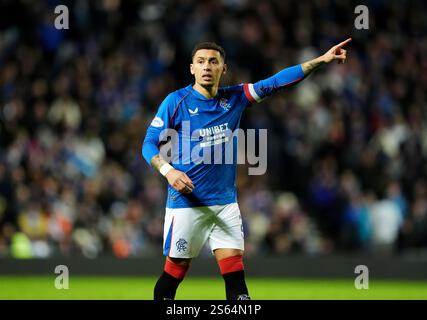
left=193, top=82, right=218, bottom=99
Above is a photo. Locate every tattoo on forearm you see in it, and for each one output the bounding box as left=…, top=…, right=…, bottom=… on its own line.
left=151, top=154, right=167, bottom=171
left=301, top=57, right=325, bottom=75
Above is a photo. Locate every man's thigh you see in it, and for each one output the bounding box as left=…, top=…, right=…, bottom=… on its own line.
left=208, top=203, right=245, bottom=253
left=163, top=207, right=213, bottom=258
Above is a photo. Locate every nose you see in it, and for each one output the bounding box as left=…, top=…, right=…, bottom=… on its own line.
left=203, top=61, right=211, bottom=70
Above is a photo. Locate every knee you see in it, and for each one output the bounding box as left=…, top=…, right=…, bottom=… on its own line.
left=214, top=249, right=243, bottom=261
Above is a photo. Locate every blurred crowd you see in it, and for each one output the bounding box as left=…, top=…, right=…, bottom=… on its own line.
left=0, top=0, right=426, bottom=258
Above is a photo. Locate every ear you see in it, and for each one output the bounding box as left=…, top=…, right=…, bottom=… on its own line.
left=190, top=64, right=195, bottom=75
left=223, top=64, right=227, bottom=75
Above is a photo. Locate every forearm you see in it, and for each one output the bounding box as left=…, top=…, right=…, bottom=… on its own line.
left=244, top=38, right=351, bottom=103
left=150, top=154, right=168, bottom=172
left=142, top=125, right=164, bottom=170
left=301, top=55, right=327, bottom=76
left=142, top=138, right=174, bottom=177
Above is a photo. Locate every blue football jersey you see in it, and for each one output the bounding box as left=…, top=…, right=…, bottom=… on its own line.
left=142, top=64, right=305, bottom=208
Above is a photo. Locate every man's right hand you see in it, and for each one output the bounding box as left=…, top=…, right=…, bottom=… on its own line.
left=165, top=169, right=194, bottom=194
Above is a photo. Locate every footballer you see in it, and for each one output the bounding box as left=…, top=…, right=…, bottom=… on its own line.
left=142, top=38, right=351, bottom=300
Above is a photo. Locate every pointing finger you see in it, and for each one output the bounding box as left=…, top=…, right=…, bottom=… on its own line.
left=337, top=38, right=352, bottom=48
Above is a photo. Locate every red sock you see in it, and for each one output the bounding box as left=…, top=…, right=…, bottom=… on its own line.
left=164, top=259, right=189, bottom=280
left=218, top=255, right=244, bottom=275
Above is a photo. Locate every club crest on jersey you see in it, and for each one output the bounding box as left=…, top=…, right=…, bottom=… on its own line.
left=176, top=238, right=188, bottom=253
left=188, top=107, right=199, bottom=116
left=220, top=98, right=231, bottom=111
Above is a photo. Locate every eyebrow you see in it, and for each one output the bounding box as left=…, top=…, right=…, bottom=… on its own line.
left=195, top=56, right=219, bottom=61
